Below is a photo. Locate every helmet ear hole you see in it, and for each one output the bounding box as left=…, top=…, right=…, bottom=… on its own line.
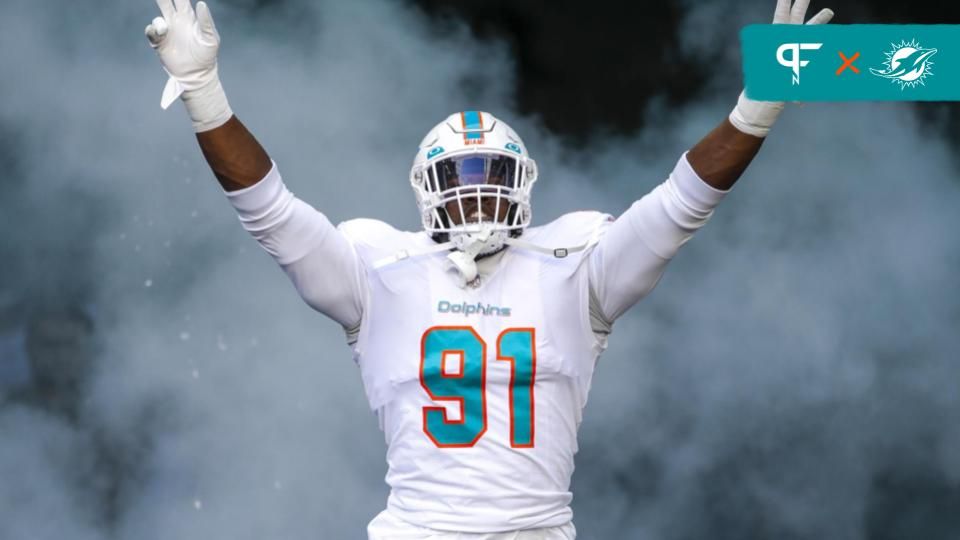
left=525, top=159, right=538, bottom=183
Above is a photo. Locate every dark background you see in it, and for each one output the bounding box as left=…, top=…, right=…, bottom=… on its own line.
left=413, top=0, right=960, bottom=142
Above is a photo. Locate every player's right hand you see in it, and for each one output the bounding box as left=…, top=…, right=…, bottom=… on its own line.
left=145, top=0, right=221, bottom=109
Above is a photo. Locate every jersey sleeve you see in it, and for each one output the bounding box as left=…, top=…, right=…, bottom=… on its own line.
left=588, top=151, right=729, bottom=323
left=223, top=162, right=364, bottom=331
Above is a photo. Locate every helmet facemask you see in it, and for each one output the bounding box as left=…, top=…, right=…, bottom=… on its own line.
left=413, top=151, right=536, bottom=256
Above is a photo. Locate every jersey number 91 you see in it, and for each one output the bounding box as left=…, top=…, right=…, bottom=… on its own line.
left=419, top=326, right=536, bottom=449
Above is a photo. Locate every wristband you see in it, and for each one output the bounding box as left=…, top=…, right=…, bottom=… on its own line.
left=728, top=90, right=784, bottom=138
left=181, top=75, right=233, bottom=132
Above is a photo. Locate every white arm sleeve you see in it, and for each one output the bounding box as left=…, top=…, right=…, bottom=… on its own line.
left=589, top=151, right=729, bottom=323
left=224, top=162, right=364, bottom=330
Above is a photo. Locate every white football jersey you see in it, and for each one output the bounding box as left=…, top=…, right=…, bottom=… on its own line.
left=223, top=151, right=728, bottom=535
left=340, top=211, right=610, bottom=532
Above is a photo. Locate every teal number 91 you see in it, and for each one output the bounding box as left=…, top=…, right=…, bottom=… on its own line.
left=420, top=326, right=536, bottom=448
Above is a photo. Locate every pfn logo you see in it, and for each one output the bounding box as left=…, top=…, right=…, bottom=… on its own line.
left=777, top=43, right=823, bottom=85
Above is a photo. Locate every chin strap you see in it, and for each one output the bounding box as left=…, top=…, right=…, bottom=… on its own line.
left=372, top=225, right=604, bottom=288
left=371, top=241, right=454, bottom=270
left=444, top=228, right=494, bottom=287
left=370, top=238, right=483, bottom=288
left=501, top=236, right=586, bottom=258
left=500, top=221, right=605, bottom=259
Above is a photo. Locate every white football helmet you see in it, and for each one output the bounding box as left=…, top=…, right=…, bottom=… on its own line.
left=410, top=111, right=538, bottom=256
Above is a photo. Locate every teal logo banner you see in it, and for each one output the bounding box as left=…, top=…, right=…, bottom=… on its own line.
left=741, top=25, right=959, bottom=101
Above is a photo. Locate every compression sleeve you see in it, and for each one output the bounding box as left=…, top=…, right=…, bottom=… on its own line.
left=588, top=151, right=728, bottom=323
left=224, top=162, right=364, bottom=330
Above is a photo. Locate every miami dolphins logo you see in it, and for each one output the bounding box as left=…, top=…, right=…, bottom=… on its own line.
left=870, top=39, right=937, bottom=90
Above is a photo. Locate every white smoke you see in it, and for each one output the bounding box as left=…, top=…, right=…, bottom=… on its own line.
left=0, top=0, right=958, bottom=539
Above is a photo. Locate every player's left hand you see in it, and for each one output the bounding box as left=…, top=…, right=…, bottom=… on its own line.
left=728, top=0, right=835, bottom=137
left=772, top=0, right=833, bottom=25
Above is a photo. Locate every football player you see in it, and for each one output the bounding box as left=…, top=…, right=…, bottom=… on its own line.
left=146, top=1, right=833, bottom=538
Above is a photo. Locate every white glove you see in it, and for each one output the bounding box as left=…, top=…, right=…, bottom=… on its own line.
left=145, top=0, right=233, bottom=132
left=728, top=0, right=834, bottom=137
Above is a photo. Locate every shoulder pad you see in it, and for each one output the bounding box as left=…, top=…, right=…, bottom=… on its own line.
left=337, top=219, right=430, bottom=267
left=524, top=211, right=613, bottom=248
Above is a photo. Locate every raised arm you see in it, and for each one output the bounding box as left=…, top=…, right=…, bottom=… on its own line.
left=589, top=0, right=834, bottom=326
left=145, top=0, right=364, bottom=332
left=687, top=0, right=834, bottom=190
left=197, top=117, right=272, bottom=192
left=145, top=0, right=270, bottom=190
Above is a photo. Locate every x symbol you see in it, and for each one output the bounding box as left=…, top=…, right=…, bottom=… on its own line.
left=837, top=51, right=860, bottom=75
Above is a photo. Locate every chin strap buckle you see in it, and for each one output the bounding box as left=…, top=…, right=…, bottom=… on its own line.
left=446, top=250, right=479, bottom=288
